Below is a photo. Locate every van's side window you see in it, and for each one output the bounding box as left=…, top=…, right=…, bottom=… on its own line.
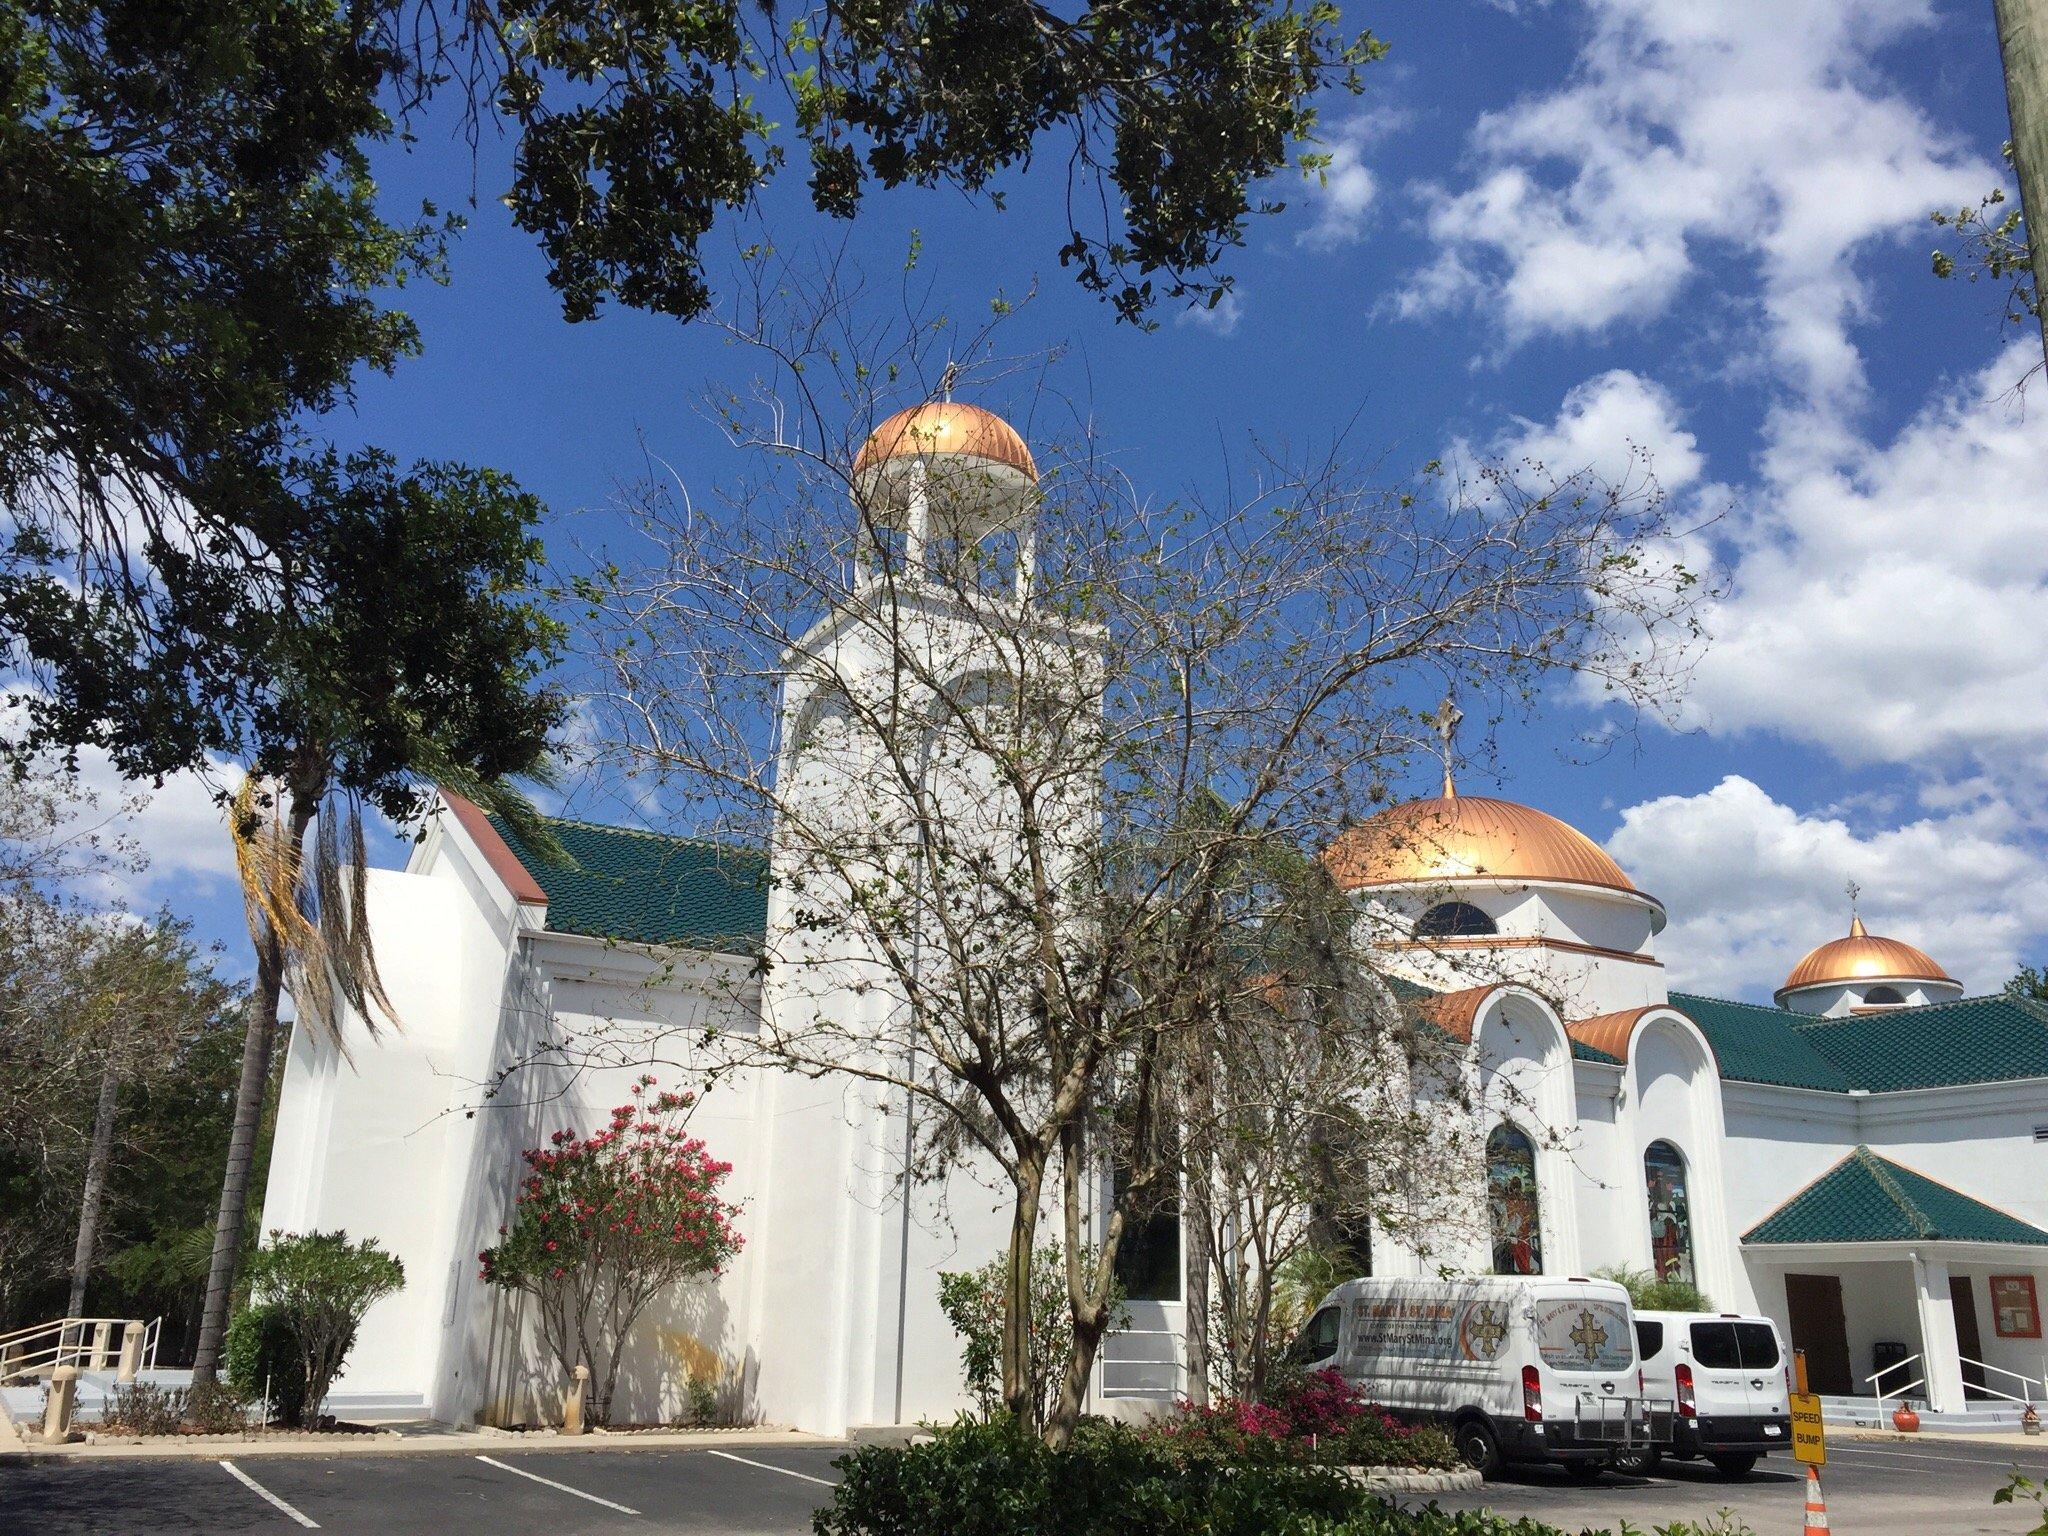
left=1292, top=1305, right=1341, bottom=1365
left=1634, top=1320, right=1664, bottom=1359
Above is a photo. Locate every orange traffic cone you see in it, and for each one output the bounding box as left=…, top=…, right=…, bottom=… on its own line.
left=1802, top=1463, right=1830, bottom=1534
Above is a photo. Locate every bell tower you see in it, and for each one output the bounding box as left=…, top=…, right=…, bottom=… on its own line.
left=744, top=398, right=1067, bottom=1436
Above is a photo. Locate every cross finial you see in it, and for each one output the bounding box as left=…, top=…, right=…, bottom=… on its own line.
left=1846, top=879, right=1865, bottom=938
left=937, top=359, right=960, bottom=402
left=1428, top=692, right=1462, bottom=799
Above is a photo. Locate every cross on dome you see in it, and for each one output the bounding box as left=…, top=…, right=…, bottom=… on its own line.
left=1428, top=692, right=1462, bottom=799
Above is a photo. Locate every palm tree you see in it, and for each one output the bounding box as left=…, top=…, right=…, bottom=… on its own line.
left=189, top=762, right=564, bottom=1383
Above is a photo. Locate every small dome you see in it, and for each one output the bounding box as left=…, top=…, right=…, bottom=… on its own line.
left=852, top=403, right=1037, bottom=481
left=1324, top=794, right=1645, bottom=902
left=1776, top=915, right=1952, bottom=1002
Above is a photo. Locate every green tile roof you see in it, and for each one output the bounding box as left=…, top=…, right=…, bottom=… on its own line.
left=1789, top=994, right=2048, bottom=1092
left=1744, top=1146, right=2048, bottom=1247
left=1668, top=993, right=1853, bottom=1091
left=1671, top=990, right=2048, bottom=1093
left=489, top=813, right=767, bottom=954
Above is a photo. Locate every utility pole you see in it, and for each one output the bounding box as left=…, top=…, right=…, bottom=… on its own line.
left=1994, top=0, right=2048, bottom=363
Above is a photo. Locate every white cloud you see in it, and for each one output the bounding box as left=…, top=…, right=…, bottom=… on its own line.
left=1609, top=775, right=2046, bottom=999
left=1500, top=369, right=1706, bottom=492
left=1175, top=288, right=1245, bottom=336
left=1398, top=0, right=1989, bottom=404
left=1297, top=109, right=1405, bottom=249
left=1500, top=347, right=2048, bottom=779
left=0, top=694, right=242, bottom=911
left=70, top=754, right=241, bottom=912
left=1682, top=345, right=2048, bottom=774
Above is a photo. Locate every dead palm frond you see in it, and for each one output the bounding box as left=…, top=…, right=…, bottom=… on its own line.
left=230, top=778, right=395, bottom=1057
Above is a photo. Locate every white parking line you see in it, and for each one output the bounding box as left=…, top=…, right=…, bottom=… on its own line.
left=474, top=1453, right=642, bottom=1515
left=706, top=1449, right=838, bottom=1487
left=220, top=1459, right=320, bottom=1529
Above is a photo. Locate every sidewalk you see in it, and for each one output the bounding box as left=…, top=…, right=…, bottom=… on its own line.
left=0, top=1421, right=833, bottom=1462
left=1838, top=1425, right=2048, bottom=1450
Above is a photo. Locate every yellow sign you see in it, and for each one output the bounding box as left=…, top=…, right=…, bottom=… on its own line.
left=1789, top=1391, right=1827, bottom=1465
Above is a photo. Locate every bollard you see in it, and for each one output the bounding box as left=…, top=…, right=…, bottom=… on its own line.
left=116, top=1322, right=143, bottom=1383
left=88, top=1321, right=112, bottom=1372
left=43, top=1366, right=78, bottom=1440
left=561, top=1364, right=590, bottom=1435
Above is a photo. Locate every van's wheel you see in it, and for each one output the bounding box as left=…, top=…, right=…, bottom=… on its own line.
left=1564, top=1460, right=1606, bottom=1483
left=1610, top=1446, right=1662, bottom=1476
left=1708, top=1452, right=1759, bottom=1479
left=1453, top=1419, right=1504, bottom=1479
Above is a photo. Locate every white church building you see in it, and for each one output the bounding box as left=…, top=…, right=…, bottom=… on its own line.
left=262, top=404, right=2048, bottom=1435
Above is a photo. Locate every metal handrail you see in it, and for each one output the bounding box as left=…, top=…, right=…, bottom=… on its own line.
left=1865, top=1353, right=1925, bottom=1405
left=0, top=1317, right=156, bottom=1385
left=1957, top=1355, right=2044, bottom=1407
left=0, top=1317, right=111, bottom=1349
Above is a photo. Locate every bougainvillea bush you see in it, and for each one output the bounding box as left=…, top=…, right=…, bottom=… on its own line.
left=478, top=1078, right=742, bottom=1424
left=1147, top=1368, right=1458, bottom=1471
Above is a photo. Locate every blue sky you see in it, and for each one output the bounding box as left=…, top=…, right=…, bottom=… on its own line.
left=97, top=0, right=2046, bottom=1004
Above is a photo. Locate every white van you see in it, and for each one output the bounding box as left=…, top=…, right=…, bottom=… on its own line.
left=1615, top=1310, right=1790, bottom=1478
left=1288, top=1275, right=1649, bottom=1479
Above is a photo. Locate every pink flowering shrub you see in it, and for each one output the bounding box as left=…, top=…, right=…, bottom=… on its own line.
left=478, top=1077, right=742, bottom=1424
left=1147, top=1369, right=1455, bottom=1471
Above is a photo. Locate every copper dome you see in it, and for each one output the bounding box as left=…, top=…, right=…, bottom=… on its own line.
left=1324, top=794, right=1643, bottom=900
left=1776, top=915, right=1952, bottom=1002
left=852, top=402, right=1037, bottom=481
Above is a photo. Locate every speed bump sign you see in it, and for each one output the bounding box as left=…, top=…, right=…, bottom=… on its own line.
left=1789, top=1391, right=1827, bottom=1465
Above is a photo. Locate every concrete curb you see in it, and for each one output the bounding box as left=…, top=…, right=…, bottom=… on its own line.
left=1345, top=1464, right=1484, bottom=1493
left=0, top=1425, right=833, bottom=1463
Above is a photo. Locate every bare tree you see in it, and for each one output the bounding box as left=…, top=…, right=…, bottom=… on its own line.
left=556, top=268, right=1704, bottom=1443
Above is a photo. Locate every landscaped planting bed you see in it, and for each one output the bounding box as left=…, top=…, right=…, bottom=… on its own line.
left=815, top=1418, right=1758, bottom=1536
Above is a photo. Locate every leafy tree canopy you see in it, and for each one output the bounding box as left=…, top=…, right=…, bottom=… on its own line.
left=1, top=0, right=473, bottom=779
left=430, top=0, right=1383, bottom=325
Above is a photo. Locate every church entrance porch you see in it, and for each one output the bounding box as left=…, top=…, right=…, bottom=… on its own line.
left=1746, top=1247, right=2048, bottom=1421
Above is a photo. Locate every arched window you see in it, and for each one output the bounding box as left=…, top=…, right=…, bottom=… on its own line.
left=1486, top=1124, right=1543, bottom=1276
left=1417, top=900, right=1497, bottom=938
left=1644, top=1140, right=1696, bottom=1287
left=1862, top=985, right=1905, bottom=1006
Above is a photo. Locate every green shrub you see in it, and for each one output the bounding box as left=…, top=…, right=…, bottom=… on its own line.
left=687, top=1371, right=720, bottom=1424
left=100, top=1380, right=250, bottom=1436
left=102, top=1382, right=183, bottom=1436
left=936, top=1245, right=1128, bottom=1432
left=243, top=1229, right=404, bottom=1427
left=225, top=1302, right=309, bottom=1426
left=1592, top=1264, right=1713, bottom=1313
left=816, top=1416, right=1367, bottom=1536
left=815, top=1418, right=1757, bottom=1536
left=184, top=1380, right=254, bottom=1434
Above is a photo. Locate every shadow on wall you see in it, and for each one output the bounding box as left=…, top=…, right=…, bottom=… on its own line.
left=476, top=1279, right=759, bottom=1429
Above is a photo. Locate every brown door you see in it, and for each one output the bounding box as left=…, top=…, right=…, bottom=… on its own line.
left=1951, top=1275, right=1986, bottom=1397
left=1784, top=1272, right=1853, bottom=1396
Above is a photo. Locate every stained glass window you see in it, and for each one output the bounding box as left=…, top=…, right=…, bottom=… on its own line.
left=1486, top=1123, right=1543, bottom=1276
left=1644, top=1140, right=1696, bottom=1287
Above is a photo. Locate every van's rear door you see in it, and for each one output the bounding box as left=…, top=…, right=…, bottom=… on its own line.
left=1686, top=1321, right=1750, bottom=1421
left=1532, top=1290, right=1638, bottom=1443
left=1735, top=1319, right=1788, bottom=1433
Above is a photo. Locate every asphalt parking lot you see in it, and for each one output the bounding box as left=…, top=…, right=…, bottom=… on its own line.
left=1407, top=1434, right=2048, bottom=1535
left=4, top=1433, right=2047, bottom=1535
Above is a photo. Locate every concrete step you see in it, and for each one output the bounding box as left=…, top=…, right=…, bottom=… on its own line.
left=1821, top=1394, right=2033, bottom=1433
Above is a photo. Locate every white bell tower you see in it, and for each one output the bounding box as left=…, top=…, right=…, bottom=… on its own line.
left=743, top=399, right=1068, bottom=1436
